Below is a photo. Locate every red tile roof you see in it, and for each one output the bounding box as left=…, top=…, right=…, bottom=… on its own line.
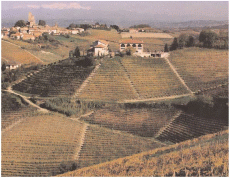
left=94, top=44, right=106, bottom=48
left=120, top=39, right=143, bottom=44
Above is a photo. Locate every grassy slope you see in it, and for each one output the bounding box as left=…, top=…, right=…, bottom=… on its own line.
left=58, top=130, right=229, bottom=177
left=1, top=40, right=43, bottom=64
left=169, top=48, right=229, bottom=91
left=77, top=124, right=164, bottom=169
left=1, top=112, right=85, bottom=177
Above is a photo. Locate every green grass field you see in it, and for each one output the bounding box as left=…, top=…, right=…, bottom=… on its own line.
left=58, top=130, right=229, bottom=177
left=1, top=113, right=86, bottom=177
left=169, top=48, right=229, bottom=91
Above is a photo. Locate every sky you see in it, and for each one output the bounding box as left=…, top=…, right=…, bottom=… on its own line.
left=1, top=1, right=229, bottom=27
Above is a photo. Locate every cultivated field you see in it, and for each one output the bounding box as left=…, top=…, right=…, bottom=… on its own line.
left=1, top=92, right=37, bottom=130
left=120, top=57, right=189, bottom=98
left=156, top=112, right=228, bottom=143
left=78, top=58, right=137, bottom=101
left=81, top=107, right=178, bottom=137
left=13, top=60, right=94, bottom=97
left=121, top=32, right=173, bottom=39
left=77, top=125, right=163, bottom=169
left=169, top=48, right=229, bottom=92
left=58, top=130, right=229, bottom=177
left=1, top=113, right=85, bottom=177
left=1, top=40, right=43, bottom=64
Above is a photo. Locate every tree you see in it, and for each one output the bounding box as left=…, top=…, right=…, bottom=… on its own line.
left=38, top=20, right=46, bottom=26
left=124, top=46, right=136, bottom=56
left=199, top=30, right=218, bottom=48
left=14, top=20, right=26, bottom=27
left=2, top=63, right=6, bottom=72
left=67, top=23, right=77, bottom=29
left=80, top=24, right=91, bottom=31
left=74, top=47, right=80, bottom=58
left=178, top=34, right=188, bottom=49
left=170, top=38, right=179, bottom=51
left=186, top=36, right=195, bottom=47
left=164, top=43, right=169, bottom=52
left=110, top=25, right=119, bottom=31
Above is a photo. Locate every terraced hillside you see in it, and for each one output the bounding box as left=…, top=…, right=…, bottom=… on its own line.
left=155, top=112, right=228, bottom=143
left=2, top=40, right=42, bottom=64
left=12, top=60, right=94, bottom=97
left=120, top=57, right=189, bottom=99
left=1, top=113, right=86, bottom=177
left=77, top=125, right=163, bottom=169
left=81, top=107, right=179, bottom=137
left=59, top=130, right=228, bottom=177
left=169, top=48, right=229, bottom=92
left=78, top=59, right=137, bottom=101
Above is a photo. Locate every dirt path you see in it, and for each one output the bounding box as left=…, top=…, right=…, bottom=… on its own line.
left=119, top=93, right=193, bottom=103
left=118, top=59, right=140, bottom=99
left=1, top=118, right=24, bottom=135
left=5, top=86, right=48, bottom=113
left=155, top=110, right=182, bottom=138
left=2, top=40, right=44, bottom=64
left=164, top=54, right=193, bottom=94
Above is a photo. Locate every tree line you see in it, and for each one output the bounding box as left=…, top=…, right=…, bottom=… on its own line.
left=165, top=30, right=228, bottom=52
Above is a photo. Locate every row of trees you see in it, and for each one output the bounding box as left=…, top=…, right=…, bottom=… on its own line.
left=14, top=20, right=46, bottom=27
left=166, top=30, right=228, bottom=52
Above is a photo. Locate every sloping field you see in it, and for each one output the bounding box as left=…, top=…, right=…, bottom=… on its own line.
left=58, top=130, right=229, bottom=177
left=81, top=107, right=178, bottom=137
left=13, top=61, right=94, bottom=97
left=120, top=57, right=189, bottom=99
left=1, top=113, right=85, bottom=177
left=1, top=40, right=42, bottom=64
left=77, top=125, right=163, bottom=169
left=1, top=92, right=37, bottom=130
left=169, top=48, right=229, bottom=92
left=156, top=112, right=228, bottom=143
left=121, top=32, right=173, bottom=38
left=78, top=58, right=137, bottom=101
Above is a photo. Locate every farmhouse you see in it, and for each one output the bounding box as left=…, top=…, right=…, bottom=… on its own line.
left=120, top=39, right=144, bottom=53
left=10, top=33, right=22, bottom=40
left=87, top=40, right=109, bottom=56
left=5, top=61, right=21, bottom=70
left=21, top=34, right=35, bottom=41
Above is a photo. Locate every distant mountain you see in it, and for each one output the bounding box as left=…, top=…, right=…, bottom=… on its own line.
left=1, top=8, right=229, bottom=28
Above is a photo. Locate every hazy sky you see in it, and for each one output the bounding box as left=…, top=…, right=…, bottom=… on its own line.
left=2, top=1, right=228, bottom=20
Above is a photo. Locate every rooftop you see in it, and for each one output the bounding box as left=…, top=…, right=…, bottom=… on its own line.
left=120, top=39, right=143, bottom=44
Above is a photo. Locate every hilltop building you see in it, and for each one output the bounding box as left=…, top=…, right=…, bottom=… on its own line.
left=87, top=40, right=109, bottom=56
left=28, top=12, right=36, bottom=27
left=120, top=39, right=144, bottom=53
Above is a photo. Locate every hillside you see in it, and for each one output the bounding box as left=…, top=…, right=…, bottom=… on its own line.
left=1, top=40, right=43, bottom=65
left=169, top=48, right=229, bottom=92
left=77, top=56, right=189, bottom=102
left=12, top=58, right=94, bottom=97
left=58, top=130, right=229, bottom=177
left=1, top=113, right=86, bottom=177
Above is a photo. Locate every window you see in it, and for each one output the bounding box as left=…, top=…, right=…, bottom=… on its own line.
left=132, top=44, right=136, bottom=47
left=127, top=43, right=130, bottom=47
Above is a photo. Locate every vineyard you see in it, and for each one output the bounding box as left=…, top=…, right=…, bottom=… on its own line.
left=1, top=113, right=86, bottom=177
left=1, top=92, right=37, bottom=130
left=155, top=112, right=228, bottom=143
left=120, top=57, right=189, bottom=99
left=168, top=48, right=229, bottom=92
left=81, top=107, right=178, bottom=137
left=58, top=130, right=229, bottom=177
left=12, top=60, right=94, bottom=97
left=78, top=59, right=137, bottom=101
left=1, top=40, right=42, bottom=65
left=77, top=125, right=163, bottom=169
